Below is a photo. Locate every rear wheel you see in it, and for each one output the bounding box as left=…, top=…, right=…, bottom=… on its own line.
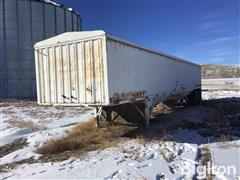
left=187, top=88, right=202, bottom=105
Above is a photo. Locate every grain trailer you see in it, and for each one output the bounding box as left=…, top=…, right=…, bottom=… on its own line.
left=34, top=30, right=201, bottom=126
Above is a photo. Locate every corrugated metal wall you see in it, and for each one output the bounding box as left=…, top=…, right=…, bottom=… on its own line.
left=0, top=0, right=81, bottom=99
left=0, top=0, right=6, bottom=98
left=35, top=38, right=106, bottom=105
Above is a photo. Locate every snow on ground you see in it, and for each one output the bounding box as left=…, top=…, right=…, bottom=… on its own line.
left=1, top=91, right=240, bottom=180
left=0, top=102, right=94, bottom=165
left=1, top=102, right=94, bottom=145
left=2, top=140, right=198, bottom=180
left=202, top=90, right=240, bottom=100
left=209, top=141, right=240, bottom=179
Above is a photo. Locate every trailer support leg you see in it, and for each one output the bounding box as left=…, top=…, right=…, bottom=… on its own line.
left=94, top=106, right=102, bottom=128
left=105, top=108, right=112, bottom=122
left=145, top=105, right=151, bottom=128
left=145, top=99, right=154, bottom=129
left=112, top=113, right=119, bottom=122
left=144, top=97, right=158, bottom=129
left=131, top=99, right=155, bottom=128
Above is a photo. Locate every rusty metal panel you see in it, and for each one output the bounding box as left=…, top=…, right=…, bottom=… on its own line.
left=35, top=32, right=107, bottom=105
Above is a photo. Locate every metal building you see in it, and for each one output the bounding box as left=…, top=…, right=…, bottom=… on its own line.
left=0, top=0, right=81, bottom=99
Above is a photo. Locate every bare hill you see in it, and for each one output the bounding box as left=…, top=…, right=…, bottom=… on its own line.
left=201, top=64, right=240, bottom=79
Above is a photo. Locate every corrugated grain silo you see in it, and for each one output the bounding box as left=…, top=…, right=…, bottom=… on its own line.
left=0, top=0, right=81, bottom=99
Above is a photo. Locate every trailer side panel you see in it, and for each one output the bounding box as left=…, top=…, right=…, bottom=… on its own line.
left=106, top=38, right=201, bottom=104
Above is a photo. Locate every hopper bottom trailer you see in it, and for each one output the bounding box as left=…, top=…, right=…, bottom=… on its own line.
left=34, top=30, right=201, bottom=127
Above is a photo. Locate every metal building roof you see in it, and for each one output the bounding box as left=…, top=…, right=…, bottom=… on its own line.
left=43, top=0, right=60, bottom=6
left=42, top=0, right=75, bottom=12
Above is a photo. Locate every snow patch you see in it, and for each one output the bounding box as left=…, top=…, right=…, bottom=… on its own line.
left=1, top=140, right=198, bottom=179
left=0, top=102, right=94, bottom=165
left=202, top=90, right=240, bottom=100
left=209, top=140, right=240, bottom=179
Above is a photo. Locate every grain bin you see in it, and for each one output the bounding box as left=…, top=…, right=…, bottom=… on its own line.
left=34, top=30, right=201, bottom=126
left=0, top=0, right=81, bottom=99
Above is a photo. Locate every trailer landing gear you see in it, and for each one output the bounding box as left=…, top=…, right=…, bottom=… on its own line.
left=94, top=106, right=122, bottom=128
left=93, top=100, right=153, bottom=128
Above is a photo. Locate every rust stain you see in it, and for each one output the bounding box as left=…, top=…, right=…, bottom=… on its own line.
left=69, top=44, right=77, bottom=100
left=86, top=86, right=92, bottom=94
left=110, top=91, right=145, bottom=103
left=85, top=40, right=93, bottom=102
left=38, top=38, right=105, bottom=105
left=93, top=39, right=104, bottom=103
left=79, top=42, right=86, bottom=101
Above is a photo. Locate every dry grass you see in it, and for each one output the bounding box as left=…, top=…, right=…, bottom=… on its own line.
left=0, top=157, right=36, bottom=173
left=1, top=109, right=15, bottom=114
left=0, top=139, right=28, bottom=158
left=121, top=146, right=143, bottom=162
left=200, top=146, right=212, bottom=164
left=217, top=134, right=232, bottom=149
left=37, top=118, right=132, bottom=158
left=9, top=120, right=39, bottom=131
left=135, top=135, right=147, bottom=143
left=160, top=149, right=175, bottom=162
left=152, top=103, right=173, bottom=117
left=140, top=176, right=148, bottom=180
left=200, top=145, right=214, bottom=180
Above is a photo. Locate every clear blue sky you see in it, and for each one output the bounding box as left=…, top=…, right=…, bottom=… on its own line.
left=56, top=0, right=239, bottom=65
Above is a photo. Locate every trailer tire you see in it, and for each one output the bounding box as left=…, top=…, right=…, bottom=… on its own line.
left=187, top=88, right=202, bottom=106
